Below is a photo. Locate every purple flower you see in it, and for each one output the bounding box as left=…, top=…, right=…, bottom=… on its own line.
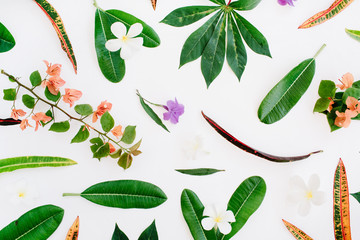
left=163, top=98, right=184, bottom=124
left=278, top=0, right=296, bottom=6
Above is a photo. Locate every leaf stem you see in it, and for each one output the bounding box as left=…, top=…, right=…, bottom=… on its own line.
left=63, top=193, right=81, bottom=197
left=313, top=44, right=326, bottom=59
left=92, top=0, right=104, bottom=11
left=136, top=90, right=164, bottom=108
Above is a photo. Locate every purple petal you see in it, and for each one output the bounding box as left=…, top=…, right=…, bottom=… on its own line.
left=163, top=112, right=171, bottom=121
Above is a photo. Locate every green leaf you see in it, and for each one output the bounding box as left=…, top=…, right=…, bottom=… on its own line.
left=0, top=205, right=64, bottom=240
left=90, top=137, right=104, bottom=153
left=118, top=153, right=133, bottom=170
left=138, top=96, right=169, bottom=132
left=29, top=71, right=42, bottom=87
left=176, top=168, right=225, bottom=176
left=181, top=189, right=217, bottom=240
left=327, top=107, right=342, bottom=132
left=229, top=0, right=262, bottom=10
left=43, top=110, right=53, bottom=126
left=44, top=87, right=61, bottom=102
left=232, top=12, right=271, bottom=57
left=346, top=28, right=360, bottom=42
left=314, top=98, right=331, bottom=113
left=318, top=80, right=336, bottom=98
left=3, top=88, right=16, bottom=101
left=258, top=58, right=316, bottom=124
left=0, top=156, right=77, bottom=174
left=161, top=6, right=220, bottom=27
left=0, top=21, right=15, bottom=53
left=64, top=180, right=167, bottom=209
left=49, top=121, right=70, bottom=132
left=352, top=80, right=360, bottom=89
left=201, top=14, right=226, bottom=88
left=22, top=94, right=36, bottom=109
left=220, top=176, right=266, bottom=240
left=351, top=192, right=360, bottom=204
left=121, top=126, right=136, bottom=144
left=138, top=221, right=158, bottom=240
left=111, top=224, right=129, bottom=240
left=180, top=11, right=222, bottom=68
left=100, top=111, right=114, bottom=132
left=74, top=104, right=93, bottom=116
left=110, top=149, right=122, bottom=159
left=93, top=142, right=110, bottom=160
left=342, top=87, right=360, bottom=104
left=71, top=126, right=90, bottom=143
left=226, top=13, right=247, bottom=81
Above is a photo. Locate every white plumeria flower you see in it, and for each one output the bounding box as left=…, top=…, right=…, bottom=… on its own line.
left=287, top=174, right=325, bottom=216
left=201, top=204, right=235, bottom=234
left=105, top=22, right=144, bottom=60
left=6, top=179, right=39, bottom=206
left=182, top=135, right=209, bottom=160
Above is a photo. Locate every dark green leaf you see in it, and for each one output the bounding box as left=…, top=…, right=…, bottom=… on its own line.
left=351, top=192, right=360, bottom=204
left=0, top=205, right=64, bottom=240
left=342, top=87, right=360, bottom=103
left=176, top=168, right=225, bottom=176
left=22, top=94, right=35, bottom=109
left=93, top=142, right=110, bottom=160
left=0, top=22, right=15, bottom=53
left=100, top=111, right=114, bottom=132
left=229, top=0, right=262, bottom=10
left=138, top=96, right=169, bottom=132
left=161, top=6, right=219, bottom=27
left=49, top=121, right=70, bottom=132
left=180, top=11, right=222, bottom=68
left=90, top=137, right=104, bottom=153
left=318, top=80, right=336, bottom=98
left=232, top=12, right=271, bottom=57
left=111, top=224, right=129, bottom=240
left=71, top=126, right=90, bottom=143
left=121, top=126, right=136, bottom=144
left=30, top=71, right=42, bottom=87
left=327, top=108, right=341, bottom=132
left=201, top=14, right=226, bottom=88
left=138, top=221, right=158, bottom=240
left=44, top=87, right=61, bottom=102
left=352, top=80, right=360, bottom=89
left=118, top=153, right=133, bottom=170
left=314, top=98, right=331, bottom=113
left=74, top=104, right=93, bottom=116
left=335, top=92, right=344, bottom=99
left=3, top=88, right=16, bottom=101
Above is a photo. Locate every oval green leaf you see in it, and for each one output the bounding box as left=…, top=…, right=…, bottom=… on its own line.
left=318, top=80, right=336, bottom=98
left=313, top=98, right=331, bottom=113
left=22, top=94, right=35, bottom=109
left=93, top=142, right=110, bottom=160
left=44, top=87, right=61, bottom=102
left=100, top=111, right=114, bottom=132
left=49, top=121, right=70, bottom=132
left=121, top=126, right=136, bottom=144
left=74, top=104, right=93, bottom=116
left=3, top=88, right=16, bottom=101
left=0, top=205, right=64, bottom=240
left=30, top=70, right=42, bottom=87
left=229, top=0, right=262, bottom=10
left=176, top=168, right=225, bottom=176
left=71, top=125, right=90, bottom=143
left=0, top=22, right=15, bottom=53
left=138, top=221, right=158, bottom=240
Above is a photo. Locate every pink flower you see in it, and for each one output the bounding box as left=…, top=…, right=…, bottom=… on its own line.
left=42, top=76, right=65, bottom=95
left=31, top=112, right=52, bottom=131
left=111, top=125, right=123, bottom=138
left=92, top=101, right=112, bottom=123
left=62, top=88, right=82, bottom=107
left=327, top=99, right=335, bottom=112
left=346, top=96, right=360, bottom=117
left=20, top=119, right=32, bottom=131
left=335, top=110, right=353, bottom=128
left=109, top=142, right=116, bottom=153
left=11, top=109, right=26, bottom=120
left=44, top=60, right=62, bottom=77
left=337, top=73, right=354, bottom=90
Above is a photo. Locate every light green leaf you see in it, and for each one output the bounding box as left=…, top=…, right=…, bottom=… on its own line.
left=121, top=126, right=136, bottom=144
left=229, top=0, right=262, bottom=10
left=318, top=80, right=336, bottom=98
left=112, top=224, right=129, bottom=240
left=29, top=71, right=42, bottom=87
left=100, top=111, right=114, bottom=132
left=0, top=21, right=15, bottom=53
left=118, top=153, right=133, bottom=170
left=71, top=125, right=90, bottom=143
left=3, top=88, right=16, bottom=101
left=0, top=156, right=77, bottom=174
left=161, top=6, right=220, bottom=27
left=22, top=94, right=35, bottom=109
left=44, top=87, right=61, bottom=102
left=176, top=168, right=225, bottom=176
left=49, top=121, right=70, bottom=132
left=74, top=104, right=93, bottom=116
left=0, top=205, right=64, bottom=240
left=346, top=28, right=360, bottom=42
left=313, top=98, right=331, bottom=113
left=138, top=221, right=158, bottom=240
left=63, top=180, right=167, bottom=209
left=138, top=95, right=169, bottom=132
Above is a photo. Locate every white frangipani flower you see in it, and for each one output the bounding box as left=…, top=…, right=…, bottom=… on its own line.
left=182, top=135, right=209, bottom=160
left=288, top=174, right=325, bottom=216
left=105, top=22, right=144, bottom=60
left=201, top=204, right=235, bottom=234
left=6, top=179, right=39, bottom=206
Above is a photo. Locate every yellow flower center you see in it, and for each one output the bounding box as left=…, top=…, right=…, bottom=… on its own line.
left=122, top=35, right=129, bottom=42
left=214, top=217, right=222, bottom=223
left=18, top=192, right=25, bottom=198
left=306, top=191, right=313, bottom=199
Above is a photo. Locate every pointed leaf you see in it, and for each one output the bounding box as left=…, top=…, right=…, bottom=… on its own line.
left=112, top=224, right=129, bottom=240
left=34, top=0, right=77, bottom=73
left=49, top=121, right=70, bottom=132
left=0, top=21, right=15, bottom=53
left=229, top=0, right=262, bottom=10
left=22, top=94, right=36, bottom=109
left=71, top=125, right=90, bottom=143
left=0, top=205, right=64, bottom=240
left=282, top=219, right=313, bottom=240
left=176, top=168, right=225, bottom=176
left=66, top=216, right=79, bottom=240
left=351, top=192, right=360, bottom=203
left=44, top=87, right=61, bottom=102
left=151, top=0, right=157, bottom=10
left=3, top=88, right=16, bottom=101
left=346, top=28, right=360, bottom=42
left=74, top=104, right=93, bottom=116
left=121, top=126, right=136, bottom=144
left=138, top=221, right=158, bottom=240
left=161, top=6, right=220, bottom=27
left=29, top=70, right=42, bottom=87
left=314, top=98, right=331, bottom=113
left=100, top=111, right=115, bottom=132
left=138, top=95, right=169, bottom=132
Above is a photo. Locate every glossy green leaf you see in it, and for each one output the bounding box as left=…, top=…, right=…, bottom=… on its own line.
left=232, top=12, right=271, bottom=57
left=220, top=176, right=266, bottom=240
left=346, top=28, right=360, bottom=42
left=74, top=104, right=93, bottom=116
left=229, top=0, right=262, bottom=10
left=314, top=98, right=331, bottom=113
left=161, top=6, right=220, bottom=27
left=112, top=224, right=129, bottom=240
left=0, top=22, right=15, bottom=53
left=201, top=14, right=226, bottom=88
left=118, top=153, right=133, bottom=170
left=351, top=192, right=360, bottom=203
left=100, top=111, right=114, bottom=132
left=121, top=126, right=136, bottom=144
left=71, top=125, right=90, bottom=143
left=0, top=156, right=76, bottom=174
left=226, top=14, right=247, bottom=81
left=3, top=88, right=16, bottom=101
left=63, top=180, right=167, bottom=209
left=30, top=71, right=42, bottom=87
left=180, top=11, right=222, bottom=68
left=49, top=121, right=70, bottom=132
left=138, top=221, right=158, bottom=240
left=176, top=168, right=225, bottom=176
left=342, top=87, right=360, bottom=104
left=0, top=205, right=64, bottom=240
left=44, top=87, right=61, bottom=102
left=93, top=142, right=110, bottom=160
left=22, top=94, right=35, bottom=109
left=318, top=80, right=336, bottom=98
left=181, top=189, right=217, bottom=240
left=138, top=96, right=169, bottom=132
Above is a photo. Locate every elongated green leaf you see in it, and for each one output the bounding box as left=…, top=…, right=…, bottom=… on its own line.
left=161, top=6, right=219, bottom=27
left=22, top=94, right=35, bottom=109
left=74, top=104, right=93, bottom=116
left=181, top=189, right=217, bottom=240
left=0, top=156, right=76, bottom=174
left=121, top=126, right=136, bottom=144
left=112, top=224, right=129, bottom=240
left=346, top=28, right=360, bottom=42
left=138, top=221, right=158, bottom=240
left=220, top=176, right=266, bottom=240
left=201, top=14, right=226, bottom=88
left=351, top=192, right=360, bottom=203
left=49, top=121, right=70, bottom=132
left=0, top=22, right=15, bottom=53
left=100, top=111, right=114, bottom=132
left=232, top=12, right=271, bottom=57
left=282, top=219, right=313, bottom=240
left=30, top=70, right=42, bottom=87
left=45, top=87, right=61, bottom=102
left=226, top=13, right=247, bottom=81
left=0, top=205, right=64, bottom=240
left=176, top=168, right=225, bottom=176
left=138, top=96, right=169, bottom=132
left=34, top=0, right=77, bottom=73
left=3, top=88, right=16, bottom=101
left=180, top=11, right=222, bottom=67
left=71, top=125, right=90, bottom=143
left=229, top=0, right=262, bottom=10
left=63, top=180, right=167, bottom=209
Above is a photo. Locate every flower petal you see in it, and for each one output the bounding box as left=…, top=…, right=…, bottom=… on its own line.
left=217, top=221, right=232, bottom=235
left=223, top=210, right=235, bottom=222
left=201, top=217, right=215, bottom=231
left=311, top=191, right=326, bottom=205
left=120, top=45, right=134, bottom=60
left=127, top=23, right=143, bottom=38
left=308, top=174, right=320, bottom=191
left=105, top=39, right=122, bottom=52
left=110, top=22, right=127, bottom=39
left=289, top=175, right=306, bottom=191
left=298, top=200, right=311, bottom=216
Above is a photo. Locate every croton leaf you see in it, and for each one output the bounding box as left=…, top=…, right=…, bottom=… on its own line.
left=282, top=219, right=313, bottom=240
left=65, top=216, right=79, bottom=240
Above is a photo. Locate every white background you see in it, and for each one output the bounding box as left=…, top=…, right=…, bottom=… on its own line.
left=1, top=0, right=360, bottom=239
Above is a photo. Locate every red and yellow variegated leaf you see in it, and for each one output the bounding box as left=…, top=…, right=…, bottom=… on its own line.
left=151, top=0, right=157, bottom=10
left=298, top=0, right=354, bottom=29
left=282, top=220, right=313, bottom=240
left=34, top=0, right=77, bottom=73
left=334, top=159, right=352, bottom=240
left=66, top=216, right=79, bottom=240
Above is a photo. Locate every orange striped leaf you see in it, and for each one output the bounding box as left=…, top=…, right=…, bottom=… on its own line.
left=151, top=0, right=157, bottom=10
left=282, top=219, right=313, bottom=240
left=333, top=159, right=352, bottom=240
left=34, top=0, right=77, bottom=73
left=66, top=216, right=79, bottom=240
left=298, top=0, right=354, bottom=29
